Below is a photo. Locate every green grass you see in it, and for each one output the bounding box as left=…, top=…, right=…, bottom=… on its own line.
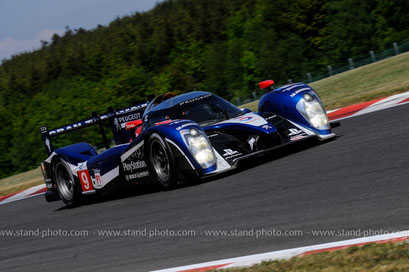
left=222, top=242, right=409, bottom=272
left=0, top=168, right=43, bottom=197
left=242, top=51, right=409, bottom=111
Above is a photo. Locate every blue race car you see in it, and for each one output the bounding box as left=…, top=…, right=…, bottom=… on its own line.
left=40, top=80, right=339, bottom=206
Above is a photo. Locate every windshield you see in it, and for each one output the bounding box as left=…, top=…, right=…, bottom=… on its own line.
left=171, top=94, right=243, bottom=126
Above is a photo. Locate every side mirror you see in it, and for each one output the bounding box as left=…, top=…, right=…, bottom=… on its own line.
left=241, top=108, right=252, bottom=113
left=259, top=80, right=275, bottom=91
left=125, top=120, right=143, bottom=131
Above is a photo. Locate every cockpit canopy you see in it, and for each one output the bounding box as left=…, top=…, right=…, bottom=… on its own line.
left=144, top=92, right=243, bottom=128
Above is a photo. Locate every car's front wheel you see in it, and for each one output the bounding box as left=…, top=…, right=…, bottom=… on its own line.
left=53, top=157, right=82, bottom=207
left=148, top=133, right=177, bottom=189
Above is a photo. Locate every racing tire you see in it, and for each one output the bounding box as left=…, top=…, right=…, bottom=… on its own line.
left=148, top=133, right=178, bottom=189
left=53, top=157, right=82, bottom=207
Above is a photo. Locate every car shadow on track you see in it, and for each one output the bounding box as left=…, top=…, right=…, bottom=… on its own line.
left=201, top=137, right=334, bottom=182
left=54, top=183, right=161, bottom=211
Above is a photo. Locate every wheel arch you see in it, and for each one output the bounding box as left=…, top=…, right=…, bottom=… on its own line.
left=144, top=125, right=198, bottom=177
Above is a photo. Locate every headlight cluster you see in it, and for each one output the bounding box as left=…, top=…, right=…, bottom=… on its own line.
left=184, top=128, right=216, bottom=168
left=300, top=93, right=329, bottom=130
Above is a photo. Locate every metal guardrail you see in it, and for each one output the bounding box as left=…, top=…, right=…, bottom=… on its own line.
left=233, top=40, right=409, bottom=106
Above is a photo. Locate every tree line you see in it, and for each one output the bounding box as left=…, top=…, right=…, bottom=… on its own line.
left=0, top=0, right=408, bottom=178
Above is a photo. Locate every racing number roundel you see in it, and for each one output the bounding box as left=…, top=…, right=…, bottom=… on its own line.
left=78, top=170, right=94, bottom=192
left=81, top=172, right=90, bottom=190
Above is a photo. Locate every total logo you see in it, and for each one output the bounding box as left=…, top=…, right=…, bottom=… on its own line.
left=239, top=116, right=253, bottom=122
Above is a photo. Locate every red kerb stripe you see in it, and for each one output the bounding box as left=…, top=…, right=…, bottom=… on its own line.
left=0, top=193, right=17, bottom=202
left=300, top=236, right=409, bottom=256
left=178, top=263, right=232, bottom=272
left=328, top=97, right=386, bottom=120
left=398, top=97, right=409, bottom=104
left=0, top=188, right=27, bottom=202
left=29, top=187, right=47, bottom=196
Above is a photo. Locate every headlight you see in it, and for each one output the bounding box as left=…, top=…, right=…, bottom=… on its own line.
left=184, top=129, right=216, bottom=168
left=300, top=93, right=329, bottom=130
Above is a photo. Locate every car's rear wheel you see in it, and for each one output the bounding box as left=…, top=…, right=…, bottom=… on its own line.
left=148, top=133, right=177, bottom=189
left=53, top=157, right=81, bottom=207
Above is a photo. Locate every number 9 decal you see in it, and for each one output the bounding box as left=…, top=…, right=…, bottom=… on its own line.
left=81, top=172, right=90, bottom=189
left=78, top=170, right=94, bottom=192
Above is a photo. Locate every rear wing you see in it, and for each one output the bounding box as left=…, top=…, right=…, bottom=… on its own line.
left=40, top=103, right=148, bottom=156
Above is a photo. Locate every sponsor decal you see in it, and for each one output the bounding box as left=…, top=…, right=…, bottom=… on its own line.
left=127, top=171, right=149, bottom=180
left=222, top=149, right=242, bottom=159
left=118, top=112, right=141, bottom=123
left=78, top=170, right=94, bottom=192
left=239, top=116, right=253, bottom=122
left=130, top=145, right=144, bottom=159
left=262, top=125, right=273, bottom=130
left=77, top=163, right=86, bottom=171
left=281, top=84, right=305, bottom=92
left=288, top=128, right=308, bottom=141
left=176, top=122, right=196, bottom=130
left=248, top=136, right=258, bottom=151
left=114, top=113, right=142, bottom=131
left=290, top=135, right=308, bottom=141
left=288, top=128, right=302, bottom=136
left=121, top=141, right=144, bottom=162
left=179, top=94, right=211, bottom=105
left=290, top=88, right=311, bottom=97
left=170, top=120, right=189, bottom=125
left=113, top=118, right=121, bottom=131
left=122, top=145, right=146, bottom=174
left=223, top=149, right=238, bottom=156
left=49, top=122, right=92, bottom=135
left=123, top=161, right=147, bottom=173
left=45, top=138, right=51, bottom=153
left=217, top=113, right=267, bottom=127
left=93, top=170, right=103, bottom=187
left=125, top=121, right=141, bottom=130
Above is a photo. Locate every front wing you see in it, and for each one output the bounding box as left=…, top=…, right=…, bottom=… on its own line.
left=205, top=134, right=317, bottom=177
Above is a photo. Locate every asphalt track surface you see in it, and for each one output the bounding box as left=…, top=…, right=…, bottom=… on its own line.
left=2, top=104, right=409, bottom=272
